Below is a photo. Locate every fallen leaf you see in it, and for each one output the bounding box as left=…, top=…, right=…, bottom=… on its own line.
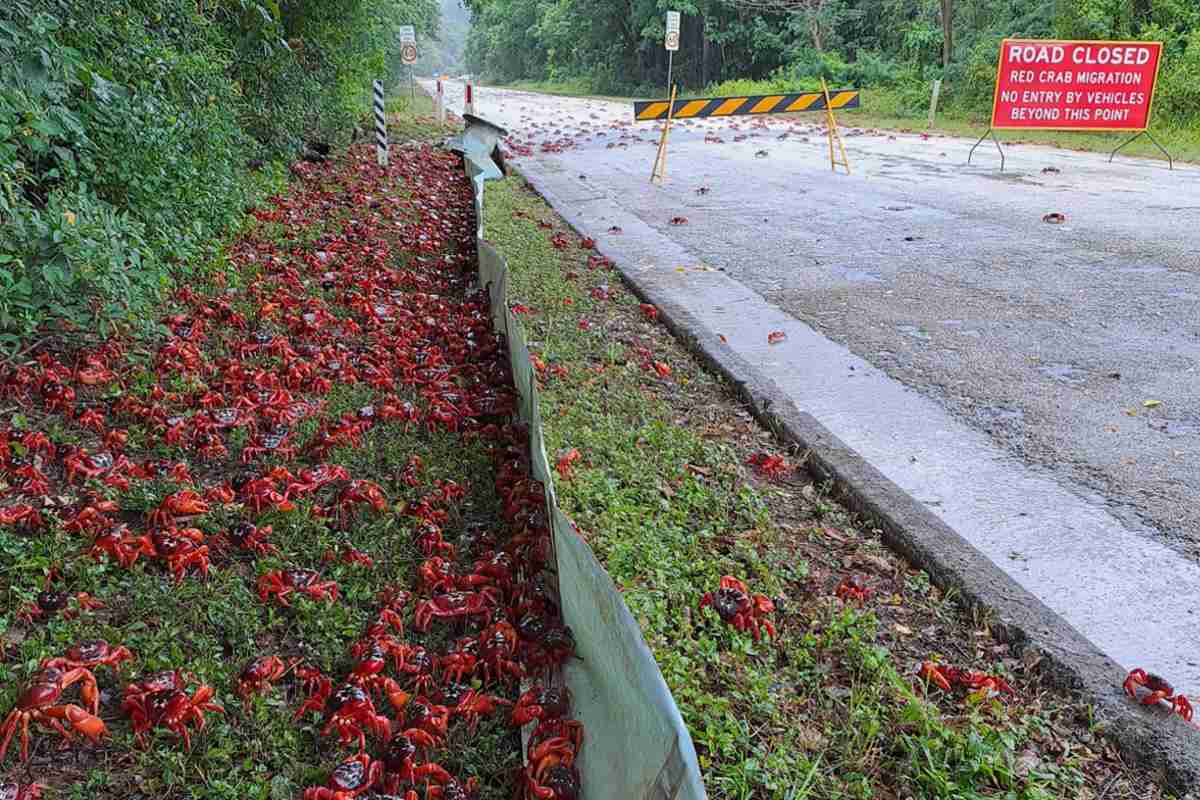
left=894, top=623, right=913, bottom=636
left=718, top=334, right=728, bottom=344
left=767, top=330, right=787, bottom=345
left=686, top=464, right=712, bottom=477
left=1143, top=399, right=1162, bottom=408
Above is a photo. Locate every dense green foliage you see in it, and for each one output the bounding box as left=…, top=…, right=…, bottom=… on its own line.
left=464, top=0, right=1200, bottom=124
left=0, top=0, right=437, bottom=346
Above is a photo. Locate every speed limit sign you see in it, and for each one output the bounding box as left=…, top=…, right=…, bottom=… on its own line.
left=665, top=11, right=680, bottom=51
left=401, top=43, right=418, bottom=64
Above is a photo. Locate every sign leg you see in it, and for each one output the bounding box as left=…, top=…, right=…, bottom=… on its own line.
left=967, top=128, right=1004, bottom=171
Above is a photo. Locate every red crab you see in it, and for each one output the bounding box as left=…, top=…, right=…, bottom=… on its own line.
left=0, top=666, right=107, bottom=762
left=477, top=619, right=523, bottom=685
left=1124, top=668, right=1193, bottom=722
left=698, top=576, right=776, bottom=641
left=0, top=503, right=44, bottom=531
left=148, top=490, right=210, bottom=527
left=381, top=728, right=439, bottom=793
left=321, top=683, right=391, bottom=749
left=419, top=772, right=479, bottom=800
left=236, top=656, right=292, bottom=707
left=554, top=448, right=581, bottom=480
left=122, top=671, right=224, bottom=749
left=241, top=424, right=297, bottom=462
left=522, top=729, right=582, bottom=800
left=0, top=781, right=45, bottom=800
left=452, top=689, right=513, bottom=732
left=258, top=569, right=339, bottom=606
left=745, top=452, right=790, bottom=480
left=834, top=575, right=872, bottom=605
left=226, top=522, right=277, bottom=556
left=41, top=640, right=133, bottom=675
left=292, top=664, right=333, bottom=721
left=302, top=753, right=383, bottom=800
left=413, top=589, right=500, bottom=632
left=511, top=686, right=578, bottom=738
left=150, top=528, right=211, bottom=584
left=400, top=695, right=451, bottom=740
left=918, top=661, right=1015, bottom=702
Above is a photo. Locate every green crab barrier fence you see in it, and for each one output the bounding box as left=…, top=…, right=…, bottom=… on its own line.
left=450, top=113, right=707, bottom=800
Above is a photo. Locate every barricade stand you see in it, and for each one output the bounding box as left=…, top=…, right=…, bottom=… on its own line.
left=821, top=77, right=851, bottom=174
left=1110, top=130, right=1173, bottom=169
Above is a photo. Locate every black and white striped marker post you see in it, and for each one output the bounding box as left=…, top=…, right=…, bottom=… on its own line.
left=373, top=79, right=388, bottom=167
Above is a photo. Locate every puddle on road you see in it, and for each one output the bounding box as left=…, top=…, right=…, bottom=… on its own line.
left=834, top=266, right=884, bottom=283
left=1117, top=265, right=1171, bottom=275
left=1037, top=362, right=1088, bottom=385
left=1148, top=415, right=1200, bottom=438
left=1166, top=289, right=1198, bottom=300
left=978, top=405, right=1026, bottom=425
left=896, top=324, right=931, bottom=341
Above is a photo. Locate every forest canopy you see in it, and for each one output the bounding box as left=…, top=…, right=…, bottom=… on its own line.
left=462, top=0, right=1200, bottom=123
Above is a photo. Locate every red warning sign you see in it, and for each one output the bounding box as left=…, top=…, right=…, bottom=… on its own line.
left=991, top=39, right=1163, bottom=131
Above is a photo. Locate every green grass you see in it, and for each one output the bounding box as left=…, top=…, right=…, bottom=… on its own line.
left=482, top=175, right=1177, bottom=800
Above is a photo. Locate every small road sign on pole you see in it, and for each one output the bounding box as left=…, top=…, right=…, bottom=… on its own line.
left=373, top=79, right=388, bottom=167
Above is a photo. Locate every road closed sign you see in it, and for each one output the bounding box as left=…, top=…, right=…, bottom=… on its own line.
left=991, top=39, right=1162, bottom=130
left=665, top=11, right=680, bottom=51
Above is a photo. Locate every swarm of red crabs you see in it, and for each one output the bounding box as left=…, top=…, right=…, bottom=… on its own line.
left=0, top=141, right=583, bottom=797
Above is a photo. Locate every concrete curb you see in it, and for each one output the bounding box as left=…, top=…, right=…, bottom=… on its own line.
left=507, top=163, right=1200, bottom=795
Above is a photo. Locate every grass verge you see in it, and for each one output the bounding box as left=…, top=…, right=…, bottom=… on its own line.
left=481, top=173, right=1179, bottom=800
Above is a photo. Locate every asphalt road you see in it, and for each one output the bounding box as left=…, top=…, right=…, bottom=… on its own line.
left=427, top=80, right=1200, bottom=691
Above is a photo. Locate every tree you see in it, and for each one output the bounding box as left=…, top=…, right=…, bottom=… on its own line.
left=940, top=0, right=952, bottom=68
left=724, top=0, right=831, bottom=51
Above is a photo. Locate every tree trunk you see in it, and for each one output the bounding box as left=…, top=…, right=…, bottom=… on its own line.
left=940, top=0, right=953, bottom=68
left=1132, top=0, right=1152, bottom=26
left=702, top=23, right=710, bottom=87
left=808, top=14, right=823, bottom=52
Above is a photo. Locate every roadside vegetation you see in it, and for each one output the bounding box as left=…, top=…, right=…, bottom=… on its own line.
left=482, top=171, right=1178, bottom=799
left=0, top=0, right=438, bottom=348
left=464, top=0, right=1200, bottom=162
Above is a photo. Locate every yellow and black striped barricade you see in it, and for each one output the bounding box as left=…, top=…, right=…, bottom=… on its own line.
left=633, top=89, right=860, bottom=121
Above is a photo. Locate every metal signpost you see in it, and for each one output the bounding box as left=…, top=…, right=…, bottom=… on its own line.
left=652, top=11, right=681, bottom=185
left=399, top=25, right=417, bottom=103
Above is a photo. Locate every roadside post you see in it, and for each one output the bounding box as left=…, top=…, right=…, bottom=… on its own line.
left=651, top=10, right=681, bottom=185
left=464, top=82, right=475, bottom=116
left=373, top=79, right=388, bottom=167
left=928, top=78, right=942, bottom=127
left=436, top=78, right=445, bottom=125
left=969, top=38, right=1168, bottom=170
left=399, top=25, right=418, bottom=105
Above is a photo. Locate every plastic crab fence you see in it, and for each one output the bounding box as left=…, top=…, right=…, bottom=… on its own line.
left=450, top=114, right=707, bottom=800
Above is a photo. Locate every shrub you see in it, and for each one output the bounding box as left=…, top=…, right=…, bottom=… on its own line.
left=0, top=0, right=437, bottom=348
